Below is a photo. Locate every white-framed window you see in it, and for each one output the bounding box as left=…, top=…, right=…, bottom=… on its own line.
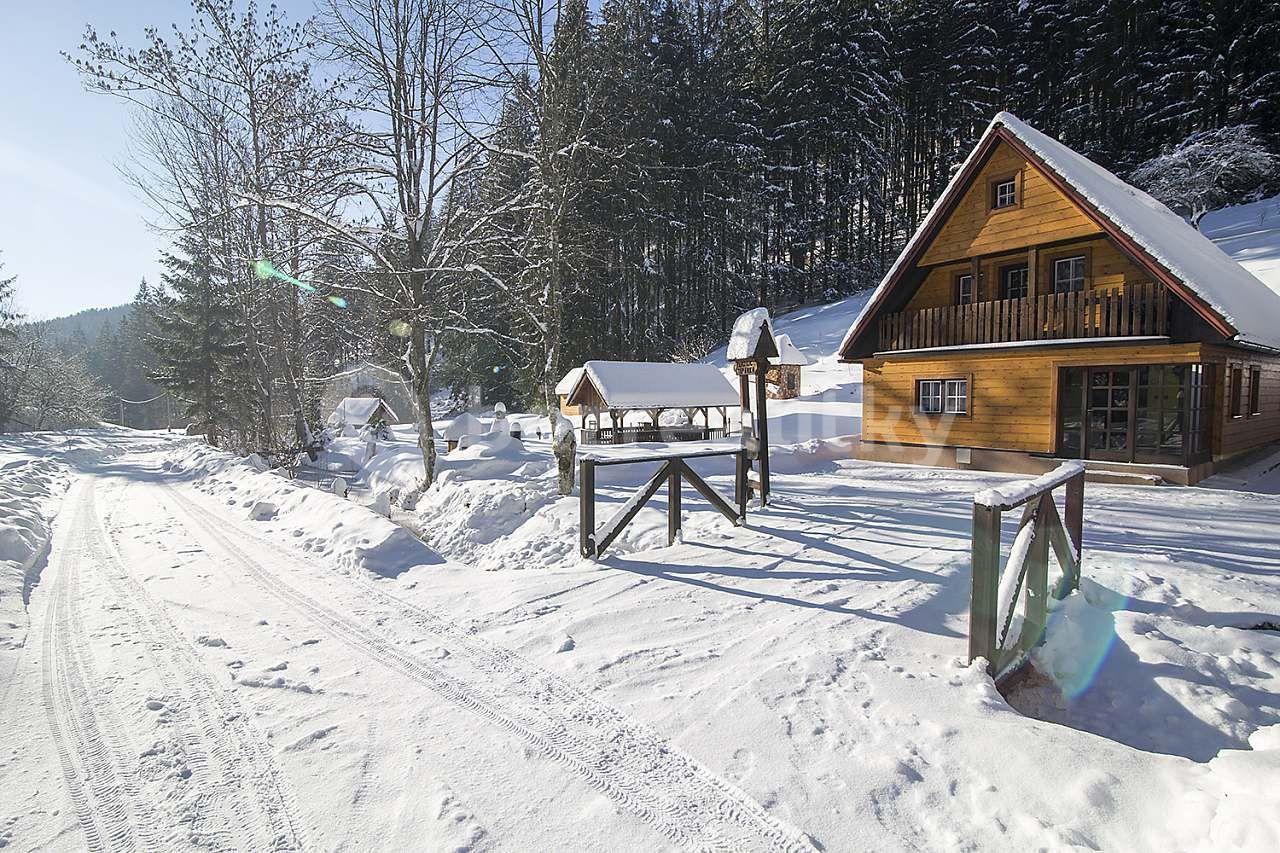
left=945, top=379, right=969, bottom=414
left=993, top=178, right=1017, bottom=209
left=1053, top=255, right=1086, bottom=293
left=1002, top=265, right=1029, bottom=299
left=956, top=273, right=974, bottom=305
left=918, top=378, right=968, bottom=414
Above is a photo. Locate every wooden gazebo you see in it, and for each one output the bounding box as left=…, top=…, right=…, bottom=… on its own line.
left=565, top=360, right=740, bottom=444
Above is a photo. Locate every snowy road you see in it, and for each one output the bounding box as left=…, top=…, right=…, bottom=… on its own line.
left=3, top=432, right=1280, bottom=851
left=2, top=444, right=815, bottom=851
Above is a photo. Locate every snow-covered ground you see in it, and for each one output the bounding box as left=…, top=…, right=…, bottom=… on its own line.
left=2, top=425, right=1278, bottom=851
left=1201, top=194, right=1280, bottom=296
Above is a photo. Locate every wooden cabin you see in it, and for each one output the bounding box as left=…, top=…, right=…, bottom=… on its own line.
left=766, top=333, right=812, bottom=399
left=555, top=367, right=584, bottom=416
left=565, top=361, right=739, bottom=444
left=838, top=112, right=1280, bottom=485
left=327, top=397, right=398, bottom=434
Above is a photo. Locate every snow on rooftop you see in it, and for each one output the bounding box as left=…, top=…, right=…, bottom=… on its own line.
left=726, top=307, right=773, bottom=360
left=995, top=112, right=1280, bottom=351
left=442, top=411, right=484, bottom=440
left=579, top=360, right=740, bottom=409
left=771, top=333, right=813, bottom=366
left=329, top=397, right=397, bottom=425
left=838, top=113, right=1280, bottom=356
left=554, top=367, right=584, bottom=396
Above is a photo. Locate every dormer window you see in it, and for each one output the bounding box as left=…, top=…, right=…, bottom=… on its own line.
left=992, top=177, right=1018, bottom=209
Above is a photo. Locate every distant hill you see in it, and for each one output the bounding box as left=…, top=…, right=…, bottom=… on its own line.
left=23, top=304, right=131, bottom=345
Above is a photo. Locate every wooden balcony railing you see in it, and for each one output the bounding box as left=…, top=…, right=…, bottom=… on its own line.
left=877, top=281, right=1170, bottom=352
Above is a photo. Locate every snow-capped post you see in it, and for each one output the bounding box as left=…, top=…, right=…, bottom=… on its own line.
left=553, top=413, right=577, bottom=496
left=726, top=308, right=778, bottom=505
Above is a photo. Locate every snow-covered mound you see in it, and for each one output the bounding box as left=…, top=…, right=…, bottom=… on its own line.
left=0, top=457, right=73, bottom=652
left=163, top=443, right=441, bottom=578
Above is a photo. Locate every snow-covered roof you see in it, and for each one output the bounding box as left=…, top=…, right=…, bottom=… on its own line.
left=771, top=333, right=812, bottom=367
left=571, top=361, right=740, bottom=409
left=443, top=411, right=484, bottom=440
left=838, top=111, right=1280, bottom=356
left=329, top=397, right=397, bottom=425
left=726, top=308, right=776, bottom=360
left=554, top=367, right=584, bottom=396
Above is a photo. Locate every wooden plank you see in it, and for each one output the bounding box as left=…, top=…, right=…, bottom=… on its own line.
left=677, top=458, right=744, bottom=526
left=969, top=503, right=1002, bottom=668
left=667, top=466, right=681, bottom=546
left=1019, top=493, right=1052, bottom=658
left=579, top=458, right=596, bottom=558
left=594, top=461, right=671, bottom=556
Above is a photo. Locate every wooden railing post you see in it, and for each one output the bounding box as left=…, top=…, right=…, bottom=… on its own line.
left=1020, top=494, right=1052, bottom=656
left=579, top=458, right=596, bottom=558
left=1064, top=470, right=1084, bottom=585
left=969, top=503, right=1002, bottom=668
left=667, top=465, right=681, bottom=546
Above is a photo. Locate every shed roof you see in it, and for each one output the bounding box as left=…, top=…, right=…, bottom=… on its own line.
left=554, top=366, right=584, bottom=396
left=329, top=396, right=397, bottom=425
left=568, top=360, right=740, bottom=409
left=771, top=333, right=813, bottom=366
left=838, top=111, right=1280, bottom=357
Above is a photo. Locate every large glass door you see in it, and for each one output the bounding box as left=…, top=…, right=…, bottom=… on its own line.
left=1087, top=368, right=1134, bottom=461
left=1058, top=364, right=1213, bottom=465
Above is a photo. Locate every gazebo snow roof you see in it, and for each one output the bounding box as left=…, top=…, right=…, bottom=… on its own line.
left=329, top=396, right=397, bottom=425
left=771, top=334, right=813, bottom=366
left=554, top=366, right=584, bottom=396
left=567, top=360, right=739, bottom=410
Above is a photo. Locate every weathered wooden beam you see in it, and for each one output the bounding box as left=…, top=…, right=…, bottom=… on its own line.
left=969, top=503, right=1002, bottom=668
left=676, top=459, right=743, bottom=526
left=579, top=458, right=596, bottom=558
left=1020, top=493, right=1052, bottom=657
left=667, top=466, right=681, bottom=546
left=593, top=460, right=672, bottom=557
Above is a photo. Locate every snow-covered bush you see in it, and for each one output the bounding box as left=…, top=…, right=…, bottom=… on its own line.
left=1131, top=126, right=1277, bottom=228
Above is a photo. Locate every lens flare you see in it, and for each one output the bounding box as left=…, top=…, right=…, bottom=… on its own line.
left=251, top=258, right=348, bottom=306
left=388, top=319, right=412, bottom=338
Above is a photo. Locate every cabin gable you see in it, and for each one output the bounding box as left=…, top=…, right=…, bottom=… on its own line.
left=920, top=140, right=1103, bottom=268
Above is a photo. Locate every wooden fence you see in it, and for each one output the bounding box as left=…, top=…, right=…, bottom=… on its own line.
left=969, top=462, right=1085, bottom=680
left=580, top=426, right=728, bottom=445
left=878, top=282, right=1169, bottom=352
left=579, top=446, right=747, bottom=558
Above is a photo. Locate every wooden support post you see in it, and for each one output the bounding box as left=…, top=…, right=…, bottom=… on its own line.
left=969, top=503, right=1002, bottom=668
left=754, top=363, right=770, bottom=504
left=1065, top=471, right=1084, bottom=565
left=1020, top=494, right=1051, bottom=657
left=735, top=451, right=748, bottom=521
left=667, top=466, right=681, bottom=545
left=579, top=458, right=596, bottom=558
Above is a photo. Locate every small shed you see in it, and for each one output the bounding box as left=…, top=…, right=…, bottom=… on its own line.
left=766, top=333, right=813, bottom=399
left=442, top=412, right=484, bottom=451
left=327, top=397, right=398, bottom=433
left=565, top=360, right=740, bottom=444
left=555, top=367, right=585, bottom=416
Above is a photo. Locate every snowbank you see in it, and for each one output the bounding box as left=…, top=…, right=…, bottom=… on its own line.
left=163, top=443, right=440, bottom=578
left=0, top=458, right=74, bottom=652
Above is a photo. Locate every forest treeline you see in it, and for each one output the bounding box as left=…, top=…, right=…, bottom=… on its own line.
left=5, top=0, right=1276, bottom=484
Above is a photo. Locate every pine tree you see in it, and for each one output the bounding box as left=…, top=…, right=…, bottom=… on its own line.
left=148, top=234, right=246, bottom=447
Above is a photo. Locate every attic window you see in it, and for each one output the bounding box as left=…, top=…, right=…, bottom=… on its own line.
left=992, top=177, right=1018, bottom=209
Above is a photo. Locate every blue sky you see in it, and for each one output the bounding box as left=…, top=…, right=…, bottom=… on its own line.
left=0, top=1, right=310, bottom=320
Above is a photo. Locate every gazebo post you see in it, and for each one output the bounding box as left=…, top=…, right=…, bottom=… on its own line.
left=753, top=361, right=770, bottom=504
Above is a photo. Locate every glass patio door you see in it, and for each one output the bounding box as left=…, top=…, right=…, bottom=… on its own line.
left=1086, top=368, right=1134, bottom=461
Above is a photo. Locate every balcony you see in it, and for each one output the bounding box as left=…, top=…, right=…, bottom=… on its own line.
left=876, top=281, right=1170, bottom=352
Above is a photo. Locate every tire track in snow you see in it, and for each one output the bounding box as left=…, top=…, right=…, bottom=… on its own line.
left=39, top=481, right=164, bottom=852
left=163, top=482, right=816, bottom=853
left=88, top=479, right=306, bottom=851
